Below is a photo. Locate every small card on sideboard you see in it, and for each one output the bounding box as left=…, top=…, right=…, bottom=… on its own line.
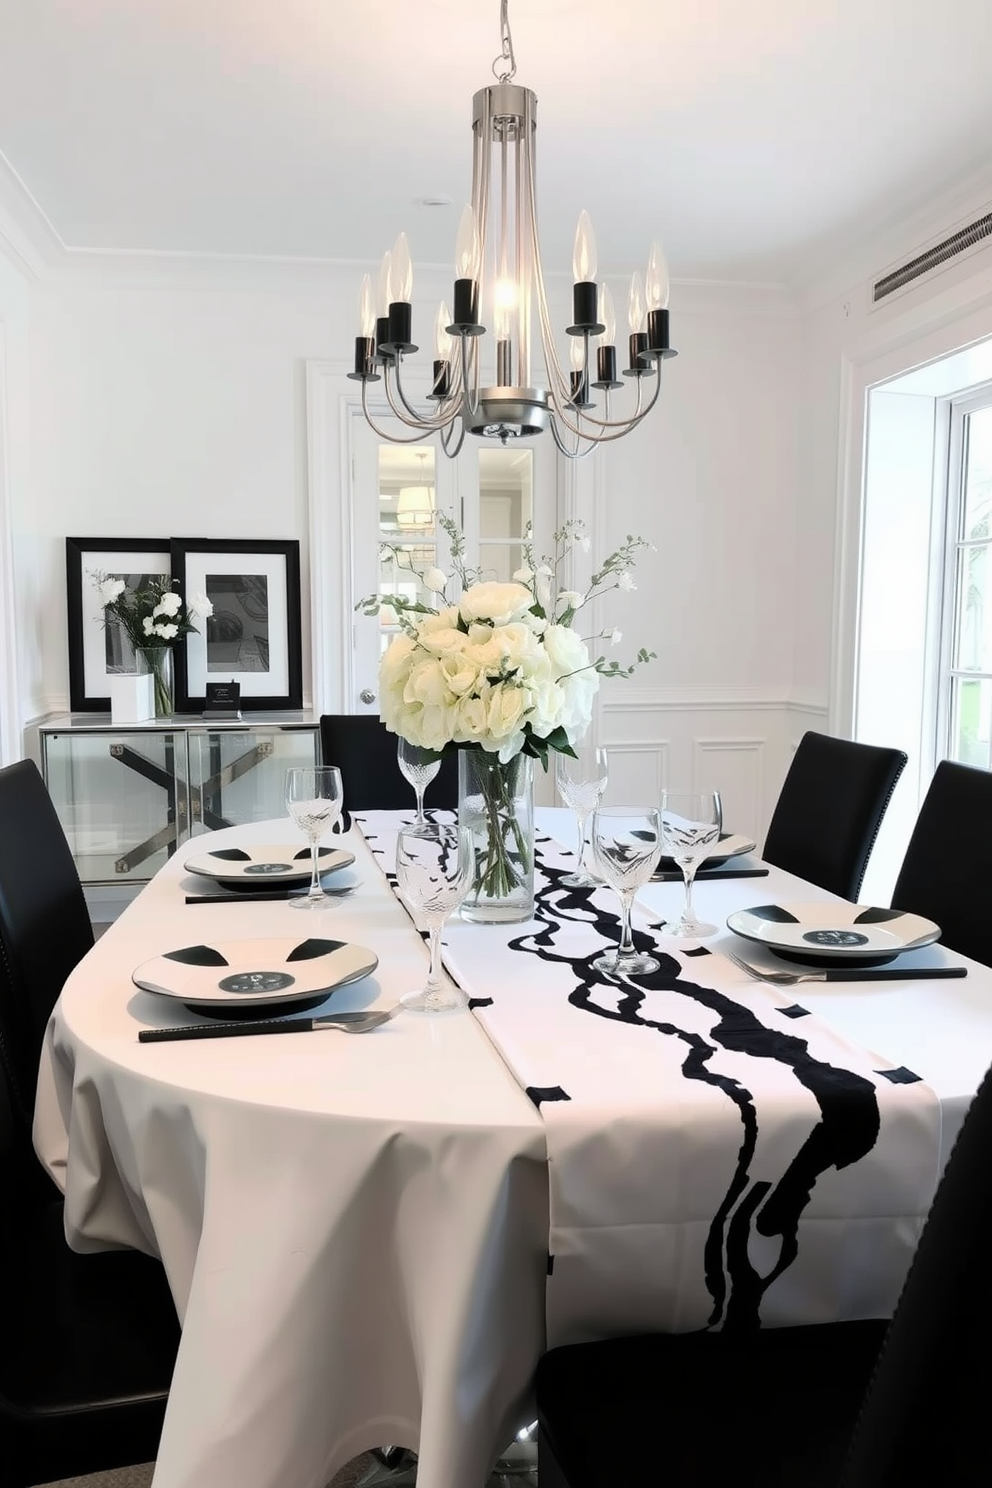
left=203, top=681, right=242, bottom=719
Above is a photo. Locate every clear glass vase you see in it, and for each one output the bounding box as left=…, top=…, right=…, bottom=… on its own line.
left=136, top=646, right=175, bottom=718
left=458, top=750, right=535, bottom=924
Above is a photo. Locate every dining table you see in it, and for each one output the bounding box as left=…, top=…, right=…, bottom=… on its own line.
left=32, top=808, right=992, bottom=1488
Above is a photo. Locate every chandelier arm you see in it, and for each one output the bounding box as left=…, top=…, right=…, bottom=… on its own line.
left=459, top=335, right=482, bottom=422
left=545, top=361, right=663, bottom=440
left=383, top=362, right=459, bottom=433
left=360, top=380, right=443, bottom=445
left=555, top=370, right=665, bottom=444
left=390, top=354, right=464, bottom=430
left=519, top=107, right=666, bottom=440
left=441, top=419, right=468, bottom=459
left=548, top=419, right=598, bottom=460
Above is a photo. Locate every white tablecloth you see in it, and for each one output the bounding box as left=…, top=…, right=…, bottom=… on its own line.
left=33, top=811, right=992, bottom=1488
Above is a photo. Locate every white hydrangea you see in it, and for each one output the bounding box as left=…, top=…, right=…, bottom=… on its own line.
left=153, top=591, right=183, bottom=618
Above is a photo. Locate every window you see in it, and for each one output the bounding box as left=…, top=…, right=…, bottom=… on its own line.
left=939, top=395, right=992, bottom=768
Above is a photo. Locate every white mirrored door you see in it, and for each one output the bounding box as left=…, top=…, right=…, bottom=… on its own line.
left=348, top=411, right=558, bottom=715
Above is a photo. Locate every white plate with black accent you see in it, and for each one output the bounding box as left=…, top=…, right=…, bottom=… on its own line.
left=725, top=902, right=941, bottom=967
left=132, top=937, right=379, bottom=1017
left=183, top=844, right=355, bottom=886
left=655, top=833, right=757, bottom=874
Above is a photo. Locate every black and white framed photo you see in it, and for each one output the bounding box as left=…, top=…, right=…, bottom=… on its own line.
left=170, top=539, right=303, bottom=712
left=66, top=537, right=171, bottom=712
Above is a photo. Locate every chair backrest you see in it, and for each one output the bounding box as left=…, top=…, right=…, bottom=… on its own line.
left=840, top=1058, right=992, bottom=1485
left=762, top=731, right=907, bottom=900
left=0, top=760, right=93, bottom=1124
left=890, top=759, right=992, bottom=968
left=319, top=715, right=458, bottom=811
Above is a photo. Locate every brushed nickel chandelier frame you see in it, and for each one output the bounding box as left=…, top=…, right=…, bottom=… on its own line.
left=348, top=0, right=676, bottom=459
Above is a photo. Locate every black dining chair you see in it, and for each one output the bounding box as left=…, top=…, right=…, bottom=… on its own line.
left=536, top=1054, right=992, bottom=1488
left=890, top=759, right=992, bottom=967
left=0, top=1038, right=181, bottom=1488
left=761, top=731, right=907, bottom=899
left=0, top=759, right=95, bottom=1143
left=319, top=713, right=458, bottom=811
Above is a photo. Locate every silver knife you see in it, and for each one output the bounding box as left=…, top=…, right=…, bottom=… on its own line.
left=138, top=1006, right=400, bottom=1043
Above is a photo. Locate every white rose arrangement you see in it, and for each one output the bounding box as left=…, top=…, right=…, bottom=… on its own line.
left=360, top=515, right=655, bottom=769
left=357, top=517, right=654, bottom=909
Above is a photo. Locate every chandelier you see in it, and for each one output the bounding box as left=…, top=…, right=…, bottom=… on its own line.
left=395, top=452, right=435, bottom=528
left=348, top=0, right=677, bottom=459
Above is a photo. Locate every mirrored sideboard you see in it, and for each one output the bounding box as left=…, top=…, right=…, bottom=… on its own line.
left=39, top=713, right=320, bottom=888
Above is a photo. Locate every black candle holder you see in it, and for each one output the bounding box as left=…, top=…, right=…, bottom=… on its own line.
left=380, top=301, right=417, bottom=357
left=592, top=345, right=622, bottom=390
left=567, top=281, right=606, bottom=336
left=428, top=359, right=451, bottom=400
left=623, top=332, right=654, bottom=378
left=346, top=336, right=380, bottom=383
left=646, top=307, right=678, bottom=361
left=568, top=371, right=593, bottom=408
left=449, top=279, right=484, bottom=336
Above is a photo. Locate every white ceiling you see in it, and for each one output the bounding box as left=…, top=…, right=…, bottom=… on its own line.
left=1, top=0, right=991, bottom=284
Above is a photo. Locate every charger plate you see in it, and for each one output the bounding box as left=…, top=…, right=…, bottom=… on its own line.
left=655, top=832, right=756, bottom=874
left=184, top=844, right=355, bottom=886
left=133, top=937, right=379, bottom=1017
left=726, top=902, right=941, bottom=967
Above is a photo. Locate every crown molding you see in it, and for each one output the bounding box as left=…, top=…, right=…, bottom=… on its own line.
left=0, top=148, right=65, bottom=279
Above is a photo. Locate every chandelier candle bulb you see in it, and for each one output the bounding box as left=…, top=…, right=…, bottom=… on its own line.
left=376, top=251, right=392, bottom=317
left=570, top=210, right=603, bottom=332
left=350, top=274, right=379, bottom=382
left=358, top=273, right=375, bottom=337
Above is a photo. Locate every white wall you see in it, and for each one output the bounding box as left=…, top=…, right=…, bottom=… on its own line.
left=0, top=239, right=32, bottom=759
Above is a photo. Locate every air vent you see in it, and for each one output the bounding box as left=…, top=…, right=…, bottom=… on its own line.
left=872, top=210, right=992, bottom=306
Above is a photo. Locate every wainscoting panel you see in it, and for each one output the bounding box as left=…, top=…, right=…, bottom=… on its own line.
left=597, top=691, right=817, bottom=847
left=692, top=736, right=766, bottom=845
left=601, top=739, right=670, bottom=804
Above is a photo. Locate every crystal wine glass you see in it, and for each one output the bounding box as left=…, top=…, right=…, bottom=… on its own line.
left=397, top=737, right=441, bottom=824
left=555, top=742, right=609, bottom=887
left=590, top=806, right=663, bottom=977
left=658, top=789, right=723, bottom=937
left=285, top=766, right=345, bottom=910
left=396, top=822, right=473, bottom=1012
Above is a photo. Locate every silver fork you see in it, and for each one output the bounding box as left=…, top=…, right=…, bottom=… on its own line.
left=723, top=949, right=822, bottom=986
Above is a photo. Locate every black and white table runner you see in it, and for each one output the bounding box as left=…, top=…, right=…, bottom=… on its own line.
left=357, top=814, right=941, bottom=1347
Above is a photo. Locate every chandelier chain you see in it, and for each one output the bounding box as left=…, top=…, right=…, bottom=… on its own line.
left=491, top=0, right=516, bottom=82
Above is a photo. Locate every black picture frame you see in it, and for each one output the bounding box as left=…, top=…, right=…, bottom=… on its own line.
left=66, top=536, right=172, bottom=712
left=170, top=538, right=303, bottom=712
